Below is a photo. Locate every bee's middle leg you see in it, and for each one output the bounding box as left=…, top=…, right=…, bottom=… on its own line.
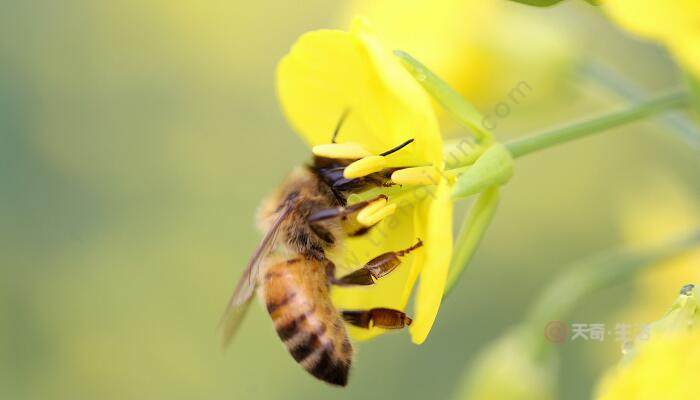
left=327, top=239, right=423, bottom=286
left=307, top=195, right=386, bottom=223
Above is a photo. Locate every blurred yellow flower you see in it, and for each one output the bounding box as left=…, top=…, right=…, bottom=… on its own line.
left=455, top=328, right=556, bottom=400
left=596, top=286, right=699, bottom=400
left=341, top=0, right=575, bottom=112
left=603, top=0, right=700, bottom=77
left=276, top=18, right=453, bottom=344
left=616, top=177, right=700, bottom=323
left=597, top=332, right=700, bottom=400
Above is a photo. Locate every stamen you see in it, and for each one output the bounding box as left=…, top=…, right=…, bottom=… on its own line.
left=391, top=166, right=441, bottom=186
left=355, top=196, right=387, bottom=222
left=343, top=155, right=388, bottom=179
left=357, top=203, right=397, bottom=227
left=312, top=143, right=371, bottom=160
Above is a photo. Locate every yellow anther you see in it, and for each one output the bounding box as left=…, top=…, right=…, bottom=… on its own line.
left=391, top=166, right=442, bottom=186
left=312, top=143, right=372, bottom=159
left=356, top=196, right=388, bottom=223
left=343, top=155, right=387, bottom=179
left=357, top=203, right=397, bottom=227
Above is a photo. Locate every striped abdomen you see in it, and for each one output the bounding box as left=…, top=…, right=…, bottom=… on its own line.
left=260, top=257, right=352, bottom=386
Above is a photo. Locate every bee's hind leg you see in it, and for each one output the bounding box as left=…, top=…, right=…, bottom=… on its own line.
left=328, top=239, right=423, bottom=286
left=341, top=308, right=412, bottom=329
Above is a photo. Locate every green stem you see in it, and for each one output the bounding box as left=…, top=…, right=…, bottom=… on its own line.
left=580, top=62, right=700, bottom=148
left=505, top=90, right=691, bottom=158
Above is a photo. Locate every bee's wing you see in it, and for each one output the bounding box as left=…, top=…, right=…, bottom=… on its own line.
left=220, top=204, right=293, bottom=347
left=219, top=295, right=254, bottom=349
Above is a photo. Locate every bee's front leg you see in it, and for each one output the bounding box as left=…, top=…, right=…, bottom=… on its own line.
left=328, top=239, right=423, bottom=286
left=307, top=195, right=387, bottom=223
left=308, top=194, right=392, bottom=239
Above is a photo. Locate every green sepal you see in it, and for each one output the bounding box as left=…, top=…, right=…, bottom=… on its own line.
left=620, top=284, right=698, bottom=363
left=506, top=0, right=564, bottom=7
left=452, top=143, right=514, bottom=199
left=506, top=0, right=599, bottom=7
left=444, top=187, right=500, bottom=297
left=649, top=285, right=698, bottom=336
left=394, top=50, right=493, bottom=143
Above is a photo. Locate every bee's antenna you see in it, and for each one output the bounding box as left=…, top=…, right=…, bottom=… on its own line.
left=380, top=138, right=415, bottom=156
left=331, top=108, right=351, bottom=143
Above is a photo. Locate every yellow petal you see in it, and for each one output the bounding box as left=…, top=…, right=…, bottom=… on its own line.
left=330, top=198, right=423, bottom=341
left=671, top=35, right=700, bottom=78
left=276, top=18, right=442, bottom=166
left=603, top=0, right=697, bottom=41
left=398, top=195, right=431, bottom=311
left=343, top=0, right=575, bottom=111
left=603, top=0, right=700, bottom=77
left=409, top=179, right=453, bottom=344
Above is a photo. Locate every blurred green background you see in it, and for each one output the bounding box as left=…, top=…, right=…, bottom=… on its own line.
left=1, top=1, right=698, bottom=399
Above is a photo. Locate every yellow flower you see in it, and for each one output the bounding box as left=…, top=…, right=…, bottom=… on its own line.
left=276, top=18, right=453, bottom=344
left=603, top=0, right=700, bottom=77
left=597, top=332, right=700, bottom=400
left=595, top=286, right=699, bottom=400
left=341, top=0, right=575, bottom=110
left=595, top=179, right=700, bottom=399
left=615, top=177, right=700, bottom=325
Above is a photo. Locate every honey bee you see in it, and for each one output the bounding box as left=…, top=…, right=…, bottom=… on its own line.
left=221, top=113, right=422, bottom=386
